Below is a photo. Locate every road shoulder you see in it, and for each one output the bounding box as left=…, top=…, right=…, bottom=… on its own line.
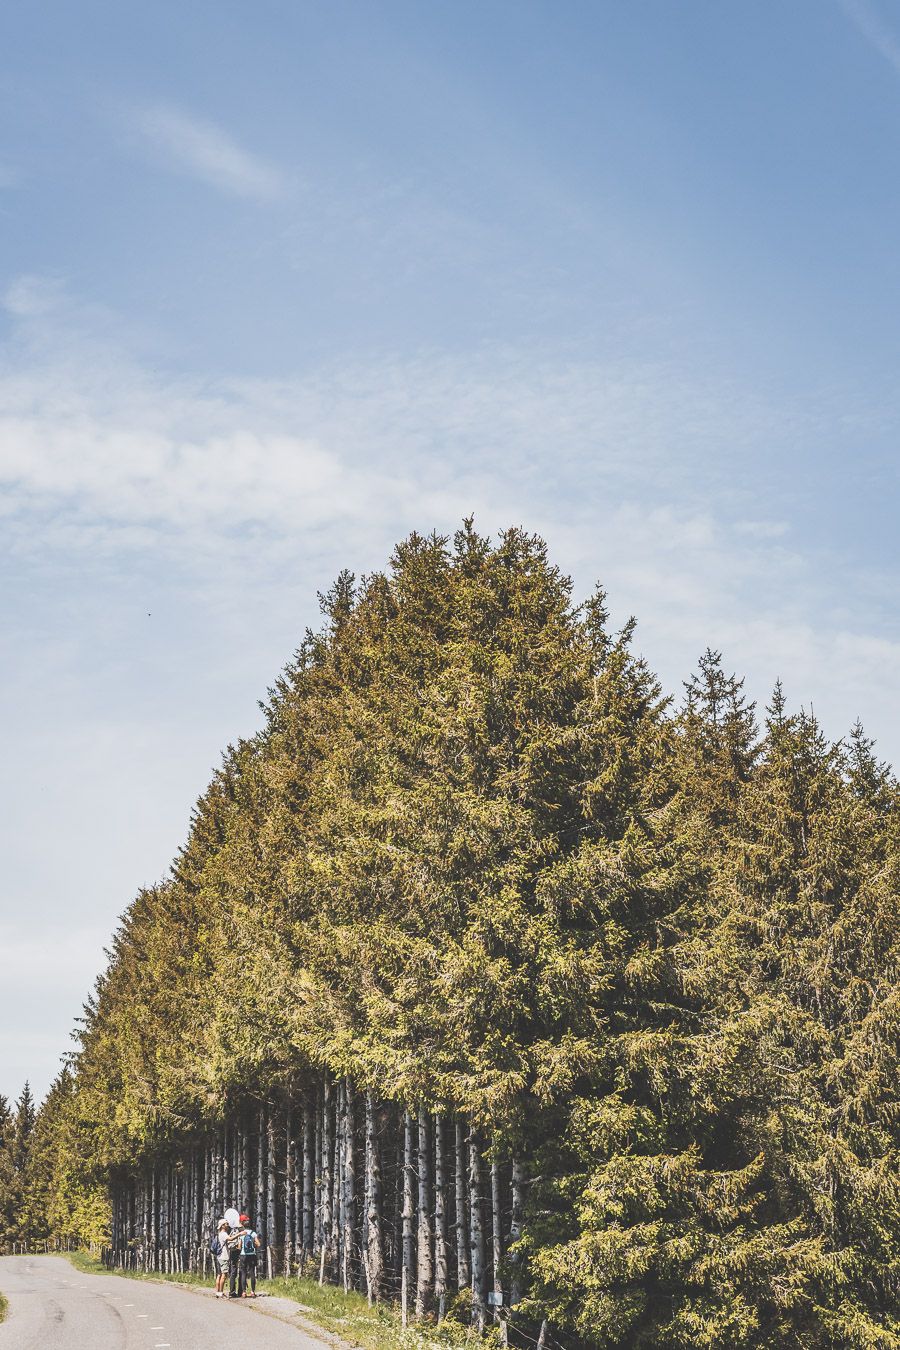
left=64, top=1255, right=354, bottom=1348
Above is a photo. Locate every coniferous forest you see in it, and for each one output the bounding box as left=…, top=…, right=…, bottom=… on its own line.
left=4, top=524, right=900, bottom=1349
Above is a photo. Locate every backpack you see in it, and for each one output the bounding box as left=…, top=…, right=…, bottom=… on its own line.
left=241, top=1230, right=257, bottom=1256
left=210, top=1235, right=222, bottom=1256
left=226, top=1229, right=245, bottom=1253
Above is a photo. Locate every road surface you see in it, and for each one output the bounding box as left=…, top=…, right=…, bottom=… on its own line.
left=0, top=1255, right=335, bottom=1350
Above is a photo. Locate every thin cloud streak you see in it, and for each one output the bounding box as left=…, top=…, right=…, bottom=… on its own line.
left=134, top=104, right=288, bottom=201
left=839, top=0, right=900, bottom=77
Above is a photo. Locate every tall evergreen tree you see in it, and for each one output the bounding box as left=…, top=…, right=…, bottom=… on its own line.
left=13, top=525, right=900, bottom=1347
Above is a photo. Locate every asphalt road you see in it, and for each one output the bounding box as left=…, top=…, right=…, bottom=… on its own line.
left=0, top=1255, right=334, bottom=1350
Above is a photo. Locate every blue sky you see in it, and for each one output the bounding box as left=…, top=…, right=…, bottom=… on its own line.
left=2, top=0, right=900, bottom=1101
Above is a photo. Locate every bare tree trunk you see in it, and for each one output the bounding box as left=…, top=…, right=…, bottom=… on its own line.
left=197, top=1147, right=206, bottom=1265
left=336, top=1079, right=346, bottom=1286
left=537, top=1318, right=549, bottom=1349
left=331, top=1090, right=341, bottom=1277
left=150, top=1168, right=158, bottom=1272
left=223, top=1125, right=230, bottom=1216
left=434, top=1114, right=448, bottom=1320
left=491, top=1153, right=504, bottom=1321
left=237, top=1112, right=248, bottom=1220
left=171, top=1166, right=177, bottom=1271
left=194, top=1144, right=202, bottom=1269
left=364, top=1090, right=384, bottom=1304
left=343, top=1079, right=356, bottom=1293
left=169, top=1166, right=176, bottom=1272
left=142, top=1175, right=150, bottom=1272
left=314, top=1082, right=323, bottom=1263
left=160, top=1168, right=167, bottom=1272
left=202, top=1143, right=212, bottom=1257
left=415, top=1108, right=433, bottom=1318
left=159, top=1174, right=166, bottom=1271
left=195, top=1149, right=202, bottom=1263
left=217, top=1125, right=225, bottom=1218
left=267, top=1107, right=277, bottom=1279
left=319, top=1077, right=333, bottom=1285
left=256, top=1107, right=266, bottom=1241
left=392, top=1126, right=403, bottom=1284
left=184, top=1154, right=192, bottom=1270
left=401, top=1110, right=414, bottom=1327
left=284, top=1106, right=294, bottom=1278
left=469, top=1131, right=486, bottom=1330
left=455, top=1117, right=470, bottom=1290
left=177, top=1163, right=184, bottom=1267
left=303, top=1096, right=314, bottom=1267
left=236, top=1118, right=244, bottom=1217
left=509, top=1154, right=525, bottom=1307
left=292, top=1106, right=301, bottom=1272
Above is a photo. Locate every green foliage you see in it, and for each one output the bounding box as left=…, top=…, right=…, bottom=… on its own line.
left=12, top=524, right=900, bottom=1347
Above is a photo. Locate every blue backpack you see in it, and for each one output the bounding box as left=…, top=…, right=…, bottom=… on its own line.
left=210, top=1235, right=221, bottom=1256
left=241, top=1230, right=257, bottom=1256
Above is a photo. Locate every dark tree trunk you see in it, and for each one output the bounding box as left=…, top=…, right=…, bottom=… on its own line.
left=509, top=1154, right=525, bottom=1307
left=336, top=1079, right=346, bottom=1282
left=293, top=1105, right=301, bottom=1269
left=319, top=1077, right=333, bottom=1285
left=491, top=1154, right=504, bottom=1320
left=342, top=1079, right=356, bottom=1293
left=267, top=1107, right=277, bottom=1278
left=237, top=1112, right=248, bottom=1220
left=284, top=1106, right=294, bottom=1277
left=150, top=1168, right=158, bottom=1272
left=434, top=1114, right=448, bottom=1320
left=331, top=1089, right=341, bottom=1275
left=455, top=1117, right=470, bottom=1290
left=469, top=1132, right=486, bottom=1329
left=401, top=1110, right=414, bottom=1327
left=256, top=1107, right=266, bottom=1241
left=303, top=1095, right=315, bottom=1265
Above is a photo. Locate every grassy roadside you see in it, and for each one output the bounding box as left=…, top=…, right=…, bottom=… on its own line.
left=64, top=1250, right=495, bottom=1350
left=0, top=1289, right=7, bottom=1323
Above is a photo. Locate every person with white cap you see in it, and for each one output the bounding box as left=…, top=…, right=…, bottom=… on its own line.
left=212, top=1216, right=231, bottom=1297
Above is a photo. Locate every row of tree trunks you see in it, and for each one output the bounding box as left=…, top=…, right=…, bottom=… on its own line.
left=107, top=1080, right=525, bottom=1329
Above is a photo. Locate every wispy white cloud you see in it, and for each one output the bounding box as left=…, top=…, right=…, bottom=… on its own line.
left=133, top=104, right=288, bottom=201
left=3, top=274, right=65, bottom=317
left=1, top=275, right=895, bottom=760
left=839, top=0, right=900, bottom=77
left=0, top=281, right=780, bottom=549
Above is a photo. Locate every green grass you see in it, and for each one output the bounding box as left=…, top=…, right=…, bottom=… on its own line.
left=0, top=1289, right=7, bottom=1323
left=63, top=1250, right=496, bottom=1350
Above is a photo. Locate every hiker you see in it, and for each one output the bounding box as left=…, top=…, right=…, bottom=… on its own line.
left=238, top=1214, right=261, bottom=1297
left=212, top=1217, right=230, bottom=1298
left=226, top=1217, right=246, bottom=1298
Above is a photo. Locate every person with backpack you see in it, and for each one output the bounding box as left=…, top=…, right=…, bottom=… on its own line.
left=238, top=1213, right=261, bottom=1297
left=226, top=1216, right=247, bottom=1298
left=211, top=1218, right=230, bottom=1298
